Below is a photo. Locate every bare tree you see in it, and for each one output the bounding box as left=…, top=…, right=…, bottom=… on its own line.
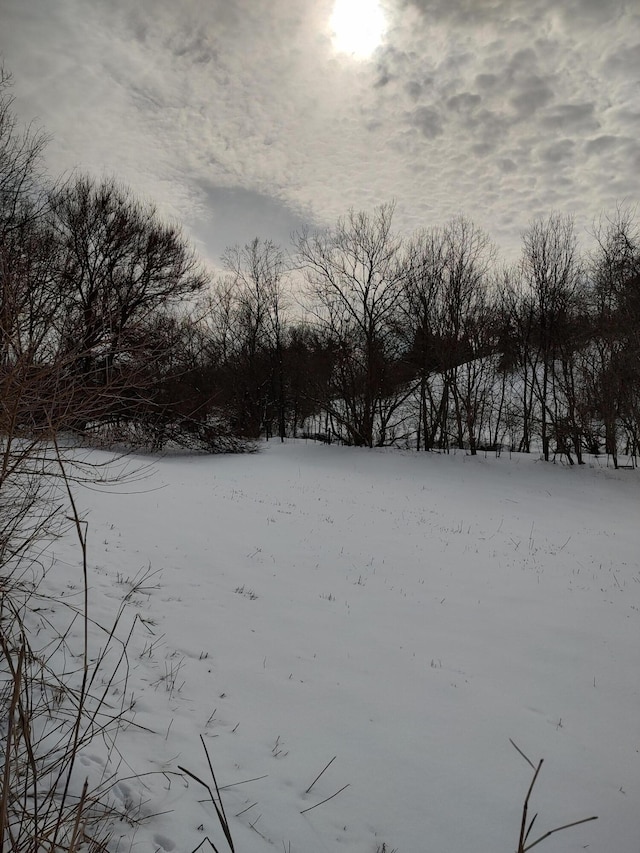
left=439, top=217, right=497, bottom=453
left=283, top=322, right=337, bottom=438
left=401, top=217, right=496, bottom=453
left=520, top=213, right=581, bottom=461
left=295, top=204, right=411, bottom=447
left=0, top=80, right=148, bottom=850
left=587, top=206, right=640, bottom=464
left=0, top=68, right=85, bottom=443
left=219, top=238, right=290, bottom=439
left=400, top=226, right=448, bottom=450
left=48, top=175, right=208, bottom=431
left=0, top=68, right=56, bottom=370
left=0, top=66, right=49, bottom=241
left=497, top=266, right=540, bottom=453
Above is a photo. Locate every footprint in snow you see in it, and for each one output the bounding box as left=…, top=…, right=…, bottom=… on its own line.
left=153, top=834, right=175, bottom=851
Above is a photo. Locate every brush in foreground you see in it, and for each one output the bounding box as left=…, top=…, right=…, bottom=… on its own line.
left=511, top=738, right=597, bottom=852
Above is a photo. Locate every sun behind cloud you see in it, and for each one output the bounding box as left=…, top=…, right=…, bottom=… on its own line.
left=329, top=0, right=387, bottom=58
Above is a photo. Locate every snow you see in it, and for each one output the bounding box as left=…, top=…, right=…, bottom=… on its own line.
left=42, top=441, right=639, bottom=852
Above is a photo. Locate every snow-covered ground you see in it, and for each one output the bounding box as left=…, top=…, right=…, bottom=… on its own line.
left=43, top=441, right=639, bottom=852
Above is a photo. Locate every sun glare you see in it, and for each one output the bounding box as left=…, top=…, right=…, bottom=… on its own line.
left=330, top=0, right=387, bottom=59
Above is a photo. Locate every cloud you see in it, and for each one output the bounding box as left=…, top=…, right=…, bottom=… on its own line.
left=1, top=0, right=639, bottom=264
left=584, top=135, right=620, bottom=156
left=540, top=103, right=598, bottom=132
left=539, top=139, right=575, bottom=164
left=604, top=42, right=640, bottom=77
left=403, top=0, right=632, bottom=31
left=191, top=185, right=308, bottom=266
left=446, top=93, right=481, bottom=113
left=509, top=79, right=555, bottom=116
left=407, top=105, right=445, bottom=138
left=475, top=74, right=499, bottom=90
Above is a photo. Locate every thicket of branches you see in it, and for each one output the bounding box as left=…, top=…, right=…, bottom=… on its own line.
left=0, top=67, right=248, bottom=455
left=2, top=67, right=639, bottom=464
left=0, top=66, right=176, bottom=851
left=202, top=205, right=640, bottom=466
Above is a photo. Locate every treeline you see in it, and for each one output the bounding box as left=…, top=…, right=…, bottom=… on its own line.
left=203, top=205, right=640, bottom=467
left=2, top=70, right=639, bottom=463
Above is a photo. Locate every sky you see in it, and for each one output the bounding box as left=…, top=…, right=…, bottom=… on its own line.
left=1, top=0, right=639, bottom=267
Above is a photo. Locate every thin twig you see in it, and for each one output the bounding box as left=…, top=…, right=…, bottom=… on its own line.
left=50, top=435, right=91, bottom=852
left=0, top=640, right=25, bottom=851
left=67, top=778, right=89, bottom=853
left=510, top=738, right=536, bottom=770
left=179, top=742, right=235, bottom=853
left=512, top=740, right=598, bottom=853
left=235, top=802, right=258, bottom=818
left=524, top=811, right=538, bottom=843
left=518, top=760, right=543, bottom=852
left=191, top=836, right=222, bottom=853
left=305, top=755, right=336, bottom=794
left=200, top=734, right=235, bottom=853
left=219, top=774, right=268, bottom=790
left=300, top=783, right=350, bottom=815
left=524, top=815, right=598, bottom=852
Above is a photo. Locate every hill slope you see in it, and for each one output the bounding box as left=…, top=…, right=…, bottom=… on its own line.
left=48, top=441, right=639, bottom=852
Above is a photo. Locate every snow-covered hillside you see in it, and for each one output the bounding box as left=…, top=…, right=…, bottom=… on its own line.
left=45, top=441, right=639, bottom=852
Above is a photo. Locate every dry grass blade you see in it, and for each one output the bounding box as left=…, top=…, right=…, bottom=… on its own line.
left=523, top=815, right=599, bottom=852
left=179, top=737, right=235, bottom=853
left=509, top=737, right=536, bottom=771
left=300, top=783, right=350, bottom=815
left=0, top=639, right=25, bottom=850
left=511, top=740, right=598, bottom=853
left=305, top=755, right=336, bottom=794
left=67, top=778, right=88, bottom=853
left=517, top=758, right=543, bottom=852
left=218, top=774, right=268, bottom=791
left=523, top=811, right=538, bottom=844
left=0, top=428, right=151, bottom=852
left=200, top=734, right=234, bottom=852
left=190, top=836, right=222, bottom=853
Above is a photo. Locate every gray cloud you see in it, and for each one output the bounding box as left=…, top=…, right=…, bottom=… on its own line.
left=608, top=108, right=640, bottom=132
left=603, top=42, right=640, bottom=77
left=403, top=0, right=633, bottom=31
left=446, top=93, right=481, bottom=113
left=408, top=105, right=445, bottom=139
left=584, top=135, right=621, bottom=156
left=540, top=103, right=598, bottom=132
left=191, top=185, right=308, bottom=265
left=475, top=74, right=499, bottom=90
left=509, top=80, right=555, bottom=116
left=540, top=139, right=576, bottom=164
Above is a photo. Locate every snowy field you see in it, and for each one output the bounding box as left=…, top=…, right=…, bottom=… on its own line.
left=43, top=441, right=639, bottom=852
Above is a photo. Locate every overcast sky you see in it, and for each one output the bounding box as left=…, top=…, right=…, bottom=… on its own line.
left=2, top=0, right=639, bottom=266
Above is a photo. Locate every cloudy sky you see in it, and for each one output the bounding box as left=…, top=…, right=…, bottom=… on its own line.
left=1, top=0, right=639, bottom=265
